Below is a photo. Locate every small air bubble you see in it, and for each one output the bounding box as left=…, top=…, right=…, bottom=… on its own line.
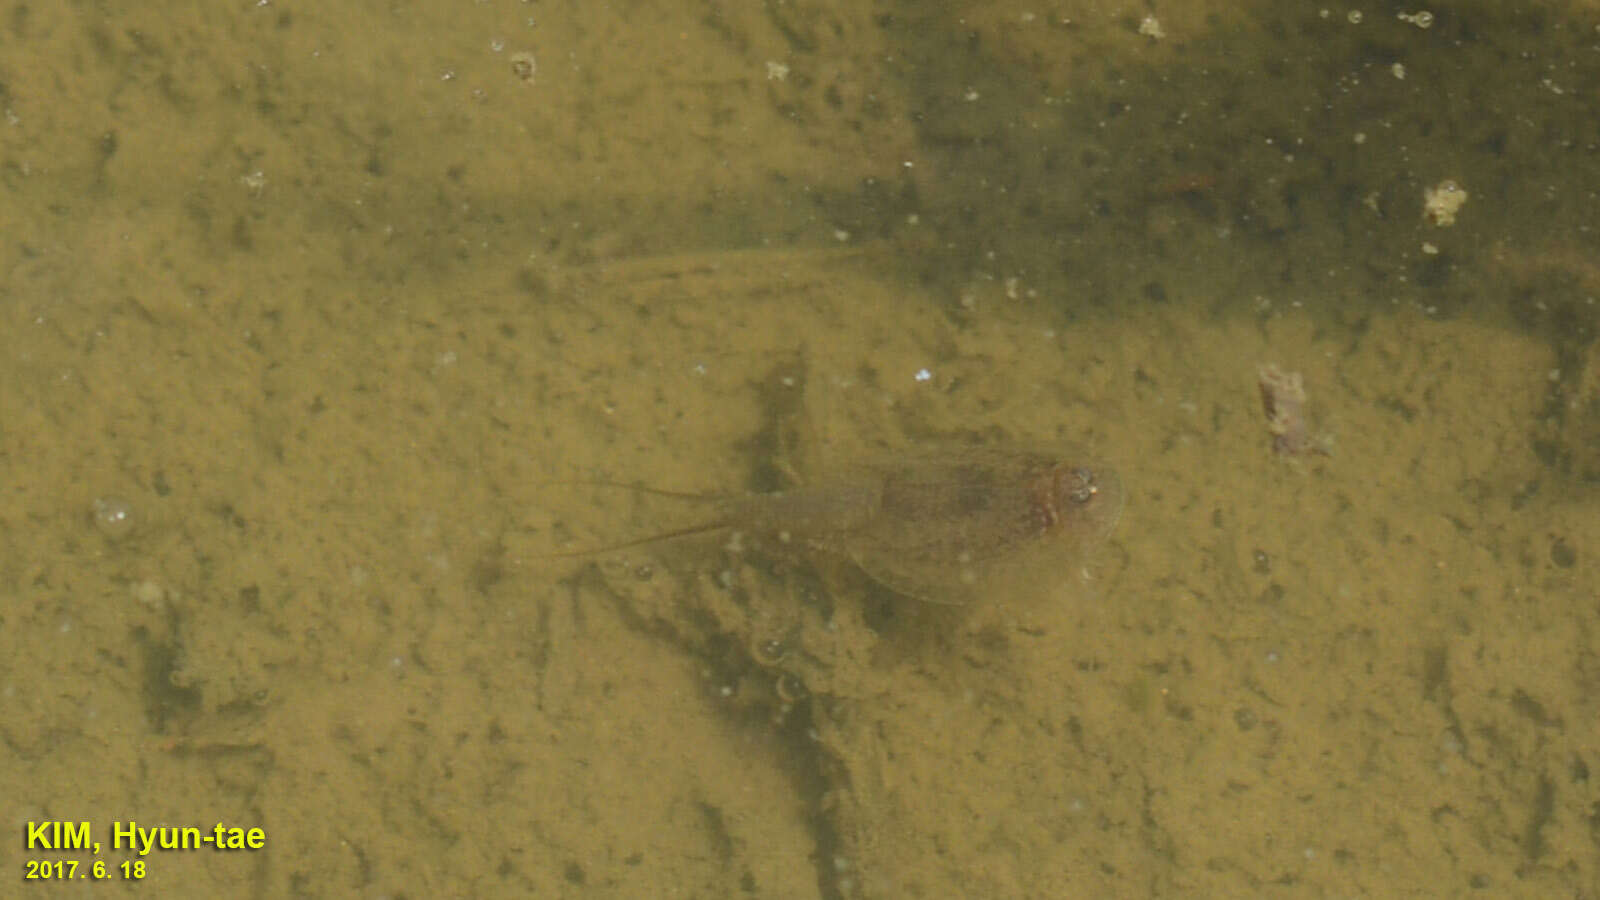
left=92, top=496, right=136, bottom=541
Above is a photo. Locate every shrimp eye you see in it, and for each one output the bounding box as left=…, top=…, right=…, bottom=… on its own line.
left=1067, top=468, right=1098, bottom=504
